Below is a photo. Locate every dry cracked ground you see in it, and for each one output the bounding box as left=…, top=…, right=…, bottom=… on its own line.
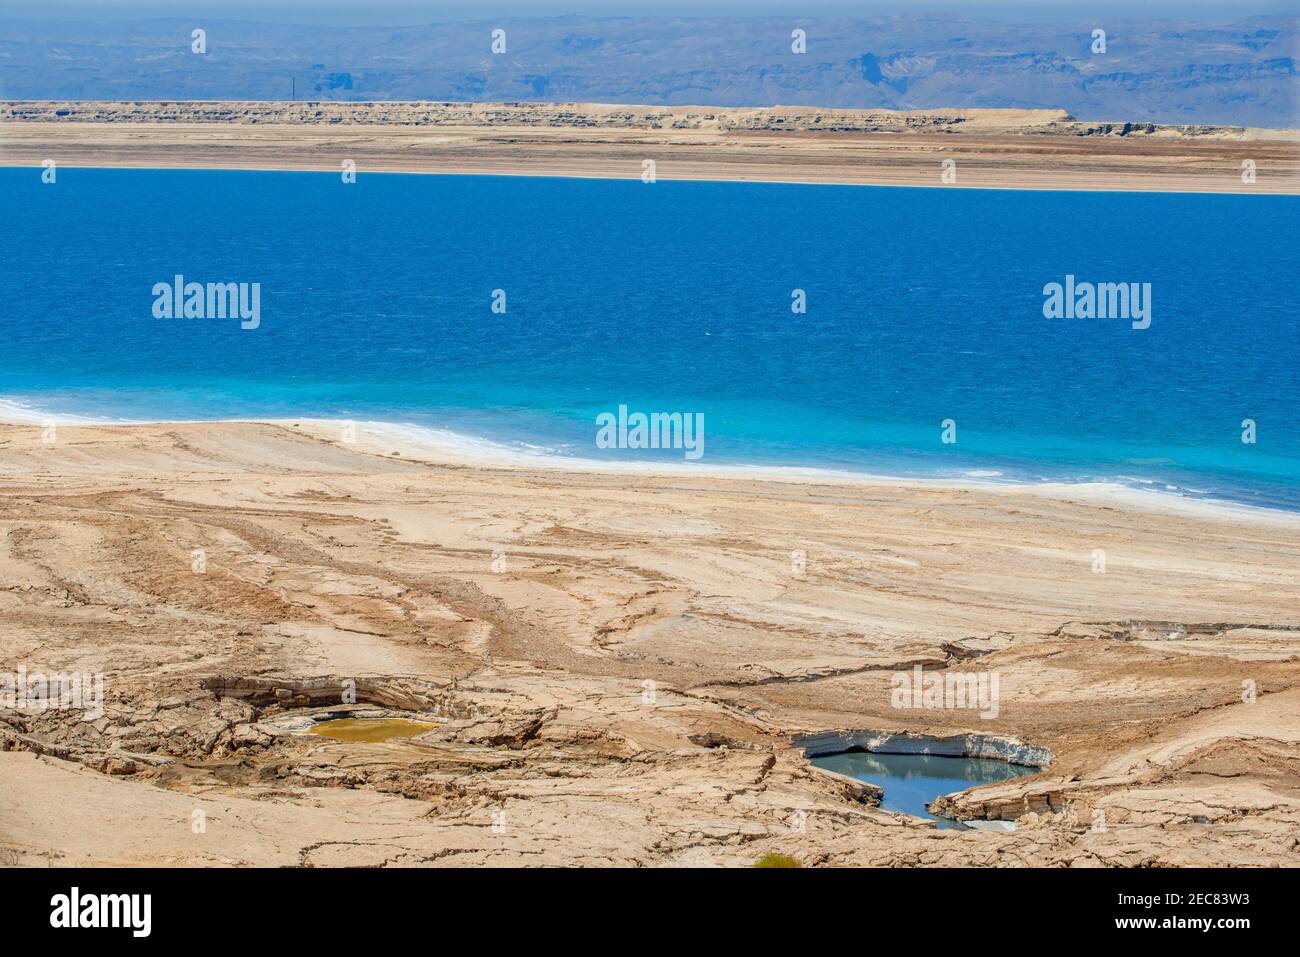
left=1, top=420, right=1297, bottom=867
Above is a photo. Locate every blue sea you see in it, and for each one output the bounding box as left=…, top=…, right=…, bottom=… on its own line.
left=2, top=167, right=1297, bottom=509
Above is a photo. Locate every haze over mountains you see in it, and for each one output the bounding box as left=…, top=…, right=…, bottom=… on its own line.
left=0, top=14, right=1295, bottom=127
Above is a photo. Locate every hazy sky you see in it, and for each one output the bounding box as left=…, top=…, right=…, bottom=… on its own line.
left=2, top=0, right=1291, bottom=24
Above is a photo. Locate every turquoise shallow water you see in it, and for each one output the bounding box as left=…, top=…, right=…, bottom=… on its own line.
left=1, top=167, right=1296, bottom=508
left=810, top=751, right=1039, bottom=829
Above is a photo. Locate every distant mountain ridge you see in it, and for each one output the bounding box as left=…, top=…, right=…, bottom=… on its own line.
left=1, top=14, right=1295, bottom=127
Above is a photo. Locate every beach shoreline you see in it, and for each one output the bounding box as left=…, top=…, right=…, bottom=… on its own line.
left=4, top=158, right=1297, bottom=197
left=3, top=402, right=1296, bottom=526
left=4, top=101, right=1298, bottom=194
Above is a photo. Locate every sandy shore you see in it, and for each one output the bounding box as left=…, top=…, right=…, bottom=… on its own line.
left=3, top=101, right=1298, bottom=193
left=1, top=418, right=1297, bottom=867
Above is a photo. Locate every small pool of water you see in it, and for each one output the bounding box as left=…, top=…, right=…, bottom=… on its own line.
left=811, top=751, right=1038, bottom=830
left=308, top=718, right=440, bottom=743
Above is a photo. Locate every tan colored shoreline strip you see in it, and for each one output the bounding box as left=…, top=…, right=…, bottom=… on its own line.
left=3, top=101, right=1297, bottom=194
